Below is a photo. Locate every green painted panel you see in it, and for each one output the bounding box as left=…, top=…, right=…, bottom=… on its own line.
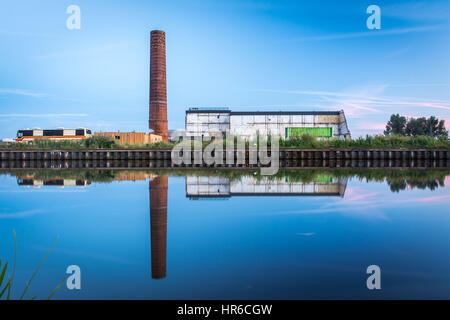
left=285, top=127, right=332, bottom=138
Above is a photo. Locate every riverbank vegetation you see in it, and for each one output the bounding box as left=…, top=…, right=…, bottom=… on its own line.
left=1, top=133, right=449, bottom=150
left=0, top=136, right=174, bottom=150
left=278, top=134, right=449, bottom=149
left=384, top=114, right=448, bottom=138
left=2, top=168, right=449, bottom=193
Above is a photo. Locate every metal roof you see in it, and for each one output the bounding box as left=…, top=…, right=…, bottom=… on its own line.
left=230, top=111, right=340, bottom=116
left=186, top=109, right=341, bottom=115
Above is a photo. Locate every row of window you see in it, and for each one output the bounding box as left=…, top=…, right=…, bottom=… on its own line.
left=17, top=129, right=91, bottom=137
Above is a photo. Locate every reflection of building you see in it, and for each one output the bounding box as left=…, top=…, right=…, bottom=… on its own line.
left=186, top=175, right=347, bottom=198
left=17, top=177, right=90, bottom=187
left=185, top=109, right=351, bottom=140
left=149, top=176, right=168, bottom=279
left=111, top=172, right=158, bottom=182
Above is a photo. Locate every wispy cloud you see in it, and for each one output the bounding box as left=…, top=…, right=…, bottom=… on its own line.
left=0, top=88, right=48, bottom=98
left=0, top=113, right=88, bottom=118
left=445, top=176, right=450, bottom=187
left=411, top=194, right=450, bottom=203
left=34, top=42, right=135, bottom=60
left=0, top=209, right=44, bottom=218
left=261, top=86, right=450, bottom=118
left=0, top=31, right=52, bottom=38
left=383, top=1, right=450, bottom=22
left=344, top=190, right=381, bottom=202
left=288, top=26, right=440, bottom=42
left=355, top=122, right=386, bottom=131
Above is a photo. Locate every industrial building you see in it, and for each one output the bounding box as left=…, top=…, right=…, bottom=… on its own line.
left=186, top=175, right=348, bottom=198
left=185, top=109, right=351, bottom=140
left=91, top=30, right=168, bottom=146
left=94, top=131, right=162, bottom=145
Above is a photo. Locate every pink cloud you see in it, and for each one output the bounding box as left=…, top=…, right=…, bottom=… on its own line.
left=445, top=176, right=450, bottom=187
left=344, top=187, right=381, bottom=201
left=413, top=194, right=450, bottom=202
left=356, top=122, right=386, bottom=131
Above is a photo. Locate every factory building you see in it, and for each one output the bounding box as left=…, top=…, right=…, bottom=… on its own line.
left=185, top=109, right=351, bottom=140
left=94, top=131, right=162, bottom=145
left=186, top=175, right=348, bottom=198
left=91, top=30, right=168, bottom=146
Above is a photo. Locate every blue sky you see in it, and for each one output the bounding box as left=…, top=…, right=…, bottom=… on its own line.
left=0, top=0, right=449, bottom=138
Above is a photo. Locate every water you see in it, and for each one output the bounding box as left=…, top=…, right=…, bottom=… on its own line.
left=0, top=167, right=449, bottom=299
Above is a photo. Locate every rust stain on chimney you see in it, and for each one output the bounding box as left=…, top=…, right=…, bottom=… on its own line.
left=149, top=30, right=168, bottom=142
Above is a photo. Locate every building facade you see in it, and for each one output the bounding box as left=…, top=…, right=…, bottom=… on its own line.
left=185, top=109, right=351, bottom=140
left=94, top=132, right=162, bottom=145
left=186, top=175, right=348, bottom=198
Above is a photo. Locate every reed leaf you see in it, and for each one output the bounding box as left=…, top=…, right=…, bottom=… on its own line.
left=0, top=277, right=10, bottom=299
left=47, top=276, right=67, bottom=300
left=19, top=236, right=59, bottom=300
left=0, top=261, right=7, bottom=288
left=6, top=230, right=17, bottom=300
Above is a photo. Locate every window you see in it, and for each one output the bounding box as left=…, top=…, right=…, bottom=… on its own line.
left=285, top=127, right=333, bottom=138
left=76, top=129, right=85, bottom=136
left=44, top=179, right=64, bottom=186
left=87, top=130, right=92, bottom=134
left=43, top=129, right=64, bottom=136
left=115, top=136, right=120, bottom=140
left=18, top=130, right=33, bottom=137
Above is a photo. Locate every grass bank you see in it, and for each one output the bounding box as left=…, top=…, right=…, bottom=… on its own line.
left=1, top=135, right=449, bottom=150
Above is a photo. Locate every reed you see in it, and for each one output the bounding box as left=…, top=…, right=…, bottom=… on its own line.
left=0, top=230, right=66, bottom=300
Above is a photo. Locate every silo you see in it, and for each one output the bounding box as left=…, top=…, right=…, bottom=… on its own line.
left=149, top=30, right=168, bottom=142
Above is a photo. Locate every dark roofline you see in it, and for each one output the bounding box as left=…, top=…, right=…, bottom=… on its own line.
left=186, top=110, right=341, bottom=115
left=230, top=111, right=340, bottom=116
left=186, top=110, right=230, bottom=114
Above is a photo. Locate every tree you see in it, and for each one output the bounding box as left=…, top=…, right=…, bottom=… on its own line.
left=384, top=114, right=406, bottom=136
left=405, top=117, right=427, bottom=137
left=384, top=114, right=448, bottom=138
left=426, top=116, right=448, bottom=138
left=405, top=117, right=448, bottom=138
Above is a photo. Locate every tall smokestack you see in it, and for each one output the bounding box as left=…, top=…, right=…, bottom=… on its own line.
left=149, top=176, right=168, bottom=279
left=149, top=30, right=168, bottom=142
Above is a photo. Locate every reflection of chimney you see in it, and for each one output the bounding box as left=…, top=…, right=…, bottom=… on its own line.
left=149, top=176, right=168, bottom=279
left=149, top=30, right=168, bottom=142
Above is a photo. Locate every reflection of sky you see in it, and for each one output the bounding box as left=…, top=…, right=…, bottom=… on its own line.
left=0, top=173, right=450, bottom=299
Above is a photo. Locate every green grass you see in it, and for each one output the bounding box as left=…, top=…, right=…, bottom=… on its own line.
left=1, top=134, right=449, bottom=150
left=0, top=230, right=66, bottom=300
left=278, top=134, right=450, bottom=149
left=0, top=136, right=174, bottom=150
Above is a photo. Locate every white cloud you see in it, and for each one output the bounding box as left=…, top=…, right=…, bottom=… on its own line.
left=0, top=89, right=48, bottom=98
left=260, top=85, right=450, bottom=118
left=288, top=26, right=440, bottom=42
left=34, top=42, right=135, bottom=60
left=0, top=209, right=44, bottom=218
left=0, top=113, right=88, bottom=118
